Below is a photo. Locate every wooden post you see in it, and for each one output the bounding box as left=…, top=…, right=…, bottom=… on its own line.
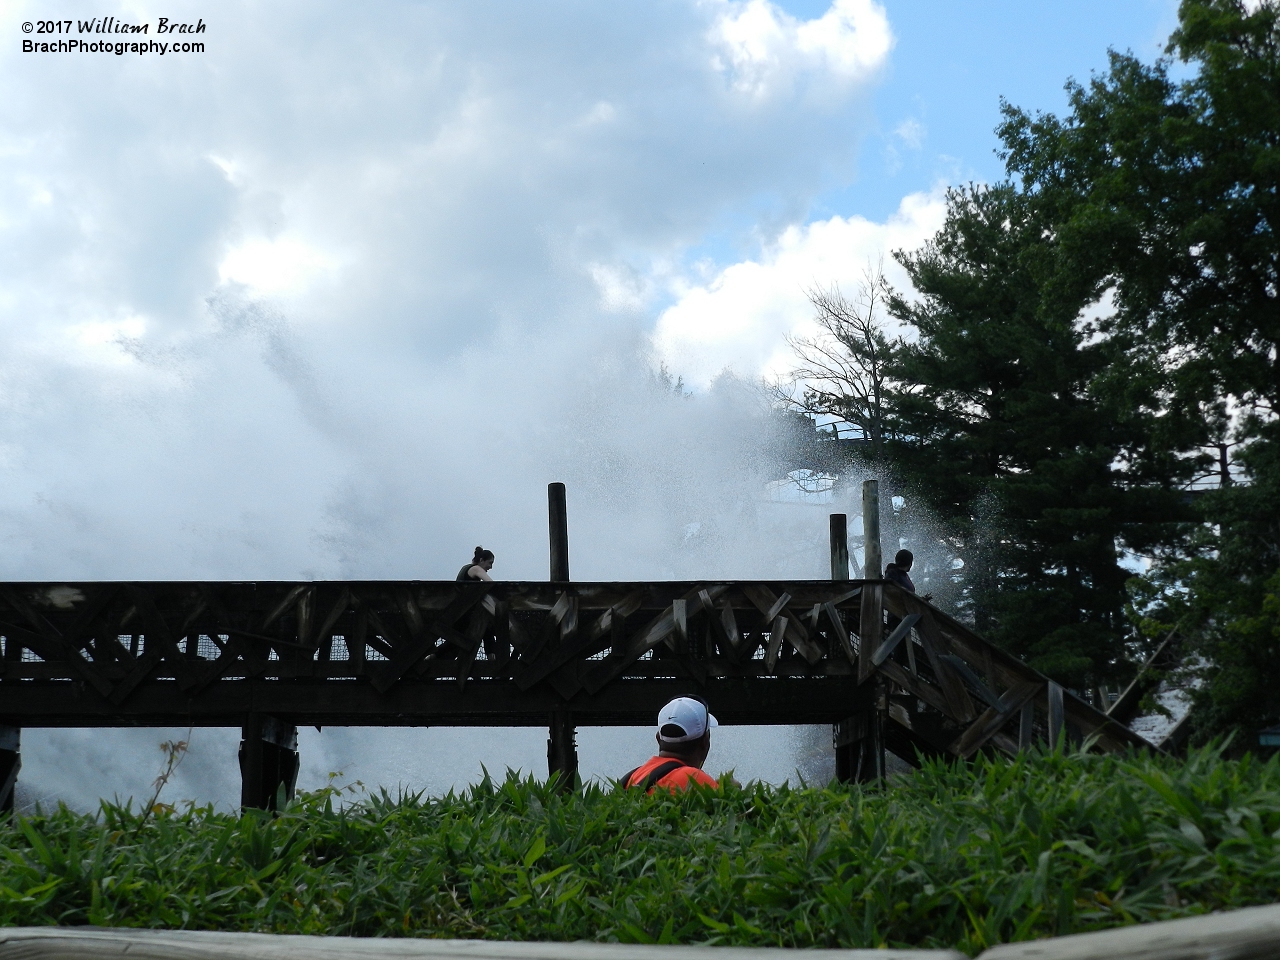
left=833, top=690, right=884, bottom=784
left=0, top=726, right=19, bottom=814
left=829, top=514, right=850, bottom=581
left=858, top=482, right=885, bottom=682
left=239, top=716, right=299, bottom=811
left=833, top=721, right=852, bottom=783
left=862, top=480, right=882, bottom=581
left=548, top=482, right=570, bottom=582
left=239, top=715, right=263, bottom=811
left=855, top=484, right=889, bottom=768
left=871, top=677, right=887, bottom=781
left=547, top=709, right=578, bottom=791
left=1018, top=700, right=1035, bottom=752
left=1047, top=681, right=1065, bottom=752
left=858, top=583, right=883, bottom=685
left=830, top=513, right=850, bottom=778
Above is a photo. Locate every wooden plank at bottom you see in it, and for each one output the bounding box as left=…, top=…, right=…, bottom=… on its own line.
left=0, top=927, right=963, bottom=960
left=977, top=901, right=1280, bottom=960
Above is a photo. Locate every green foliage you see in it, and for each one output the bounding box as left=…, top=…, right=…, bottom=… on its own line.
left=1130, top=425, right=1280, bottom=749
left=884, top=184, right=1168, bottom=688
left=5, top=751, right=1280, bottom=955
left=791, top=0, right=1279, bottom=722
left=994, top=0, right=1280, bottom=741
left=1000, top=0, right=1280, bottom=425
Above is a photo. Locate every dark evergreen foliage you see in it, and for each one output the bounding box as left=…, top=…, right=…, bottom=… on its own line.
left=787, top=0, right=1280, bottom=733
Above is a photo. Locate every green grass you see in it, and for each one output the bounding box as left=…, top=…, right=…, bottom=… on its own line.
left=3, top=745, right=1280, bottom=954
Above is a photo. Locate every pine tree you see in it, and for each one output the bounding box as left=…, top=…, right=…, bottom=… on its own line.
left=886, top=184, right=1163, bottom=690
left=996, top=0, right=1280, bottom=741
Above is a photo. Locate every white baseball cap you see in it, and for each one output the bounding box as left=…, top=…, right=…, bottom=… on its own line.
left=657, top=697, right=719, bottom=743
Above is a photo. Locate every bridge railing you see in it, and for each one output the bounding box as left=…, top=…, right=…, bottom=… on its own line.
left=0, top=577, right=1150, bottom=809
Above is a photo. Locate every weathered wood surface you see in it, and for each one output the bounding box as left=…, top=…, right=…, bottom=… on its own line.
left=5, top=902, right=1280, bottom=960
left=978, top=901, right=1280, bottom=959
left=0, top=578, right=1150, bottom=762
left=0, top=928, right=961, bottom=960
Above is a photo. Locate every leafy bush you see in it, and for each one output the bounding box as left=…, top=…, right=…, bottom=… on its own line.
left=4, top=745, right=1280, bottom=955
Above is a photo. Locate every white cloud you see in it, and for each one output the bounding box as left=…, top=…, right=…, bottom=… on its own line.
left=65, top=314, right=147, bottom=366
left=588, top=261, right=648, bottom=312
left=709, top=0, right=893, bottom=97
left=652, top=189, right=947, bottom=387
left=218, top=236, right=341, bottom=296
left=894, top=117, right=925, bottom=149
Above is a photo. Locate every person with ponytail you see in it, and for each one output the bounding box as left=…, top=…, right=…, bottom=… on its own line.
left=458, top=546, right=495, bottom=582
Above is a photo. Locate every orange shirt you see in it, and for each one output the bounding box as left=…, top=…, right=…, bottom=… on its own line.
left=625, top=755, right=720, bottom=793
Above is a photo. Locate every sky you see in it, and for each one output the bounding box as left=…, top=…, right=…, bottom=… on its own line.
left=1, top=0, right=1181, bottom=807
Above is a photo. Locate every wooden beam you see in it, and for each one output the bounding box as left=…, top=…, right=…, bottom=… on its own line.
left=896, top=594, right=974, bottom=723
left=741, top=584, right=824, bottom=664
left=717, top=595, right=746, bottom=660
left=976, top=901, right=1280, bottom=960
left=1108, top=629, right=1179, bottom=724
left=857, top=583, right=883, bottom=683
left=0, top=673, right=881, bottom=727
left=822, top=602, right=855, bottom=665
left=394, top=586, right=426, bottom=641
left=888, top=585, right=1139, bottom=747
left=0, top=919, right=971, bottom=958
left=1018, top=700, right=1035, bottom=751
left=581, top=586, right=726, bottom=694
left=259, top=585, right=309, bottom=631
left=876, top=659, right=952, bottom=718
left=369, top=586, right=489, bottom=693
left=871, top=614, right=921, bottom=667
left=548, top=482, right=569, bottom=582
left=950, top=680, right=1044, bottom=759
left=0, top=725, right=18, bottom=815
left=296, top=587, right=315, bottom=648
left=671, top=598, right=688, bottom=651
left=764, top=591, right=791, bottom=624
left=829, top=513, right=850, bottom=580
left=1048, top=681, right=1065, bottom=751
left=0, top=592, right=115, bottom=698
left=765, top=617, right=787, bottom=674
left=513, top=591, right=643, bottom=691
left=862, top=480, right=882, bottom=581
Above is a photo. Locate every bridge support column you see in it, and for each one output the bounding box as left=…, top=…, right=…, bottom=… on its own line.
left=547, top=709, right=578, bottom=791
left=239, top=716, right=299, bottom=811
left=0, top=726, right=19, bottom=814
left=834, top=680, right=886, bottom=783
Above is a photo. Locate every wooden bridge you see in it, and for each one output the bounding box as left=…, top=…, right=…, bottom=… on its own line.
left=0, top=483, right=1152, bottom=811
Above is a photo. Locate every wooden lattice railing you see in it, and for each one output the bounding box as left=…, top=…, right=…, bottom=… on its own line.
left=0, top=578, right=1148, bottom=759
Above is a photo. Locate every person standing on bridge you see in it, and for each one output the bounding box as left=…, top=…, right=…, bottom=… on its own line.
left=458, top=546, right=495, bottom=582
left=622, top=696, right=721, bottom=793
left=885, top=548, right=932, bottom=603
left=884, top=549, right=915, bottom=593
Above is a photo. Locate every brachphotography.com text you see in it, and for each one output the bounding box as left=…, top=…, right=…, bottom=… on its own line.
left=21, top=17, right=206, bottom=56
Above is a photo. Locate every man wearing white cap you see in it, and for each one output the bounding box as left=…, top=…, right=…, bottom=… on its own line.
left=622, top=696, right=721, bottom=793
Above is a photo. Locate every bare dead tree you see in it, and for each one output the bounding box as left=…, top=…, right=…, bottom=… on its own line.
left=775, top=260, right=901, bottom=459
